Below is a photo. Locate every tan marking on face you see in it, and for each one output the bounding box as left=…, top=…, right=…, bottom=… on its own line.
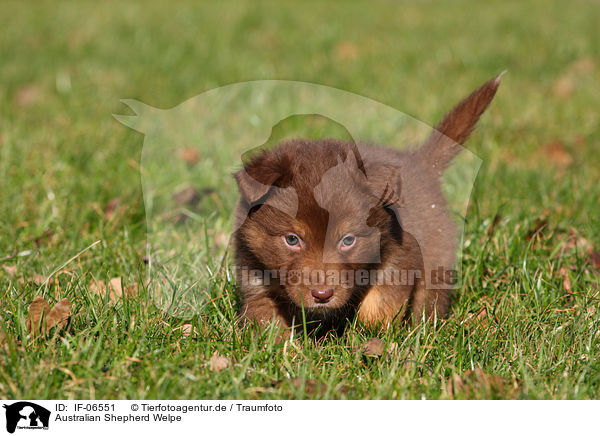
left=357, top=285, right=408, bottom=326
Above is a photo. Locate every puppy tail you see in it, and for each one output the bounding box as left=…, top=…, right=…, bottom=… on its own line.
left=418, top=71, right=504, bottom=169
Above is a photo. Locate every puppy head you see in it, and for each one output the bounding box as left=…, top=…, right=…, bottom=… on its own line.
left=234, top=139, right=398, bottom=312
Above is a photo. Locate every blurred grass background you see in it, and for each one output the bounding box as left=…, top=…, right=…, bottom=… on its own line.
left=1, top=0, right=599, bottom=399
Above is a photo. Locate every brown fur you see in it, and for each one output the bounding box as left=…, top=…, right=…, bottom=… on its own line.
left=233, top=75, right=502, bottom=336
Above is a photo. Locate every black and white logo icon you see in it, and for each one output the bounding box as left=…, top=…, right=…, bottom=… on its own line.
left=2, top=402, right=50, bottom=434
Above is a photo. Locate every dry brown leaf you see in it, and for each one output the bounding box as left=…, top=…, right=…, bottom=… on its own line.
left=173, top=186, right=202, bottom=207
left=2, top=265, right=17, bottom=277
left=552, top=58, right=595, bottom=99
left=558, top=267, right=572, bottom=293
left=500, top=149, right=518, bottom=163
left=179, top=147, right=200, bottom=166
left=387, top=342, right=400, bottom=357
left=289, top=378, right=323, bottom=395
left=25, top=228, right=54, bottom=248
left=30, top=274, right=45, bottom=285
left=463, top=297, right=495, bottom=327
left=90, top=277, right=137, bottom=302
left=46, top=298, right=70, bottom=330
left=446, top=368, right=518, bottom=399
left=358, top=338, right=384, bottom=357
left=542, top=141, right=573, bottom=167
left=560, top=228, right=591, bottom=254
left=525, top=217, right=549, bottom=241
left=208, top=352, right=231, bottom=372
left=464, top=307, right=490, bottom=327
left=475, top=306, right=489, bottom=321
left=570, top=57, right=595, bottom=74
left=124, top=284, right=138, bottom=298
left=14, top=84, right=41, bottom=107
left=108, top=277, right=124, bottom=296
left=174, top=213, right=189, bottom=224
left=90, top=279, right=110, bottom=299
left=89, top=280, right=103, bottom=293
left=212, top=231, right=230, bottom=249
left=28, top=297, right=51, bottom=334
left=18, top=273, right=47, bottom=286
left=552, top=76, right=574, bottom=99
left=486, top=213, right=502, bottom=237
left=104, top=197, right=121, bottom=220
left=178, top=324, right=195, bottom=338
left=589, top=252, right=600, bottom=270
left=28, top=297, right=70, bottom=335
left=334, top=41, right=359, bottom=61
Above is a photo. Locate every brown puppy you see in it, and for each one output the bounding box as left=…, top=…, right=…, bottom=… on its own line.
left=233, top=75, right=501, bottom=335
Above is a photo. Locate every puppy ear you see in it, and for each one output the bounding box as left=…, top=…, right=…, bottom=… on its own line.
left=419, top=72, right=504, bottom=168
left=364, top=164, right=402, bottom=204
left=234, top=151, right=288, bottom=205
left=364, top=165, right=403, bottom=226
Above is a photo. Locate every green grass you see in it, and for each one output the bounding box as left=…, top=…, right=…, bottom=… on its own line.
left=1, top=0, right=600, bottom=399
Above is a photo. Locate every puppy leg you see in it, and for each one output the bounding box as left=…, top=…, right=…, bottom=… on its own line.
left=410, top=285, right=451, bottom=323
left=240, top=291, right=292, bottom=341
left=358, top=285, right=411, bottom=327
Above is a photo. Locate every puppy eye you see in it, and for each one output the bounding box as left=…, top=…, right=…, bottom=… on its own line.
left=284, top=234, right=302, bottom=248
left=340, top=234, right=356, bottom=248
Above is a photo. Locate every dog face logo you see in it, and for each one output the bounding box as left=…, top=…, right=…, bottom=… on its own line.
left=2, top=402, right=50, bottom=433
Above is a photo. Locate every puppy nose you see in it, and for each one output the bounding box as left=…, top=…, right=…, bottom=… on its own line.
left=311, top=287, right=333, bottom=303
